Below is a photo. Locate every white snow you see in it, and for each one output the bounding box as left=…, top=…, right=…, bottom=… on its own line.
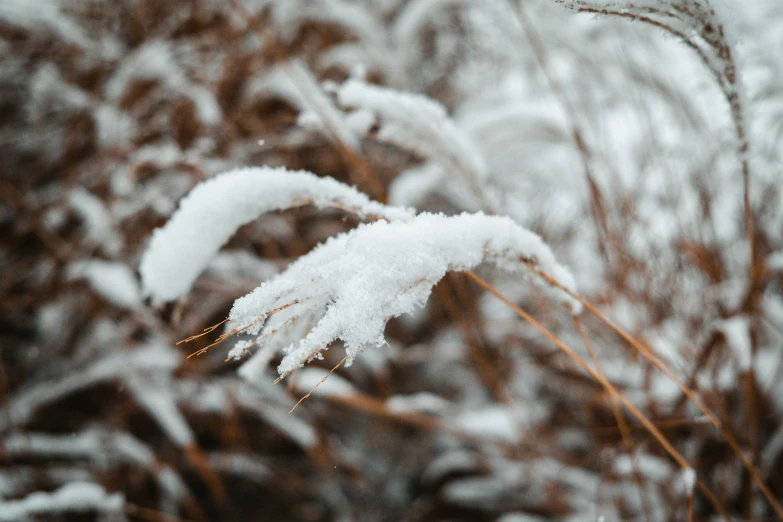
left=768, top=250, right=783, bottom=271
left=0, top=0, right=90, bottom=48
left=124, top=375, right=195, bottom=447
left=718, top=316, right=752, bottom=371
left=681, top=467, right=697, bottom=494
left=291, top=368, right=356, bottom=398
left=224, top=211, right=579, bottom=377
left=2, top=344, right=180, bottom=431
left=105, top=40, right=221, bottom=126
left=452, top=406, right=519, bottom=443
left=0, top=482, right=124, bottom=521
left=139, top=166, right=414, bottom=301
left=421, top=449, right=478, bottom=484
left=66, top=260, right=141, bottom=309
left=337, top=79, right=493, bottom=210
left=614, top=453, right=673, bottom=483
left=68, top=188, right=121, bottom=255
left=386, top=392, right=451, bottom=414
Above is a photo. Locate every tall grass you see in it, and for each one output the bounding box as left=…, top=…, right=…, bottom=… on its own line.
left=2, top=1, right=783, bottom=521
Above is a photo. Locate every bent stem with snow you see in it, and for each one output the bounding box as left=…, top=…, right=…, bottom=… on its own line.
left=140, top=167, right=579, bottom=384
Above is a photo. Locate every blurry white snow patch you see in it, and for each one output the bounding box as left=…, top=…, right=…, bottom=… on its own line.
left=767, top=250, right=783, bottom=271
left=105, top=41, right=221, bottom=125
left=0, top=482, right=124, bottom=522
left=452, top=406, right=519, bottom=443
left=37, top=302, right=69, bottom=344
left=442, top=475, right=515, bottom=508
left=386, top=392, right=450, bottom=415
left=291, top=368, right=356, bottom=398
left=125, top=375, right=194, bottom=447
left=272, top=0, right=384, bottom=47
left=497, top=514, right=548, bottom=522
left=680, top=467, right=697, bottom=494
left=2, top=343, right=181, bottom=430
left=209, top=453, right=272, bottom=483
left=282, top=61, right=359, bottom=149
left=67, top=260, right=141, bottom=309
left=421, top=449, right=478, bottom=485
left=337, top=79, right=492, bottom=211
left=389, top=163, right=444, bottom=208
left=0, top=0, right=90, bottom=48
left=614, top=453, right=673, bottom=482
left=68, top=188, right=121, bottom=255
left=230, top=385, right=318, bottom=448
left=207, top=250, right=280, bottom=282
left=93, top=105, right=135, bottom=149
left=718, top=315, right=752, bottom=370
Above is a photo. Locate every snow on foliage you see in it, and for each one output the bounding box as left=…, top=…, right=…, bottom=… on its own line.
left=66, top=260, right=141, bottom=309
left=227, top=210, right=579, bottom=377
left=140, top=166, right=415, bottom=301
left=0, top=0, right=91, bottom=49
left=10, top=0, right=783, bottom=519
left=105, top=40, right=221, bottom=126
left=718, top=315, right=752, bottom=370
left=142, top=167, right=578, bottom=378
left=291, top=368, right=357, bottom=398
left=336, top=79, right=495, bottom=211
left=1, top=343, right=181, bottom=431
left=0, top=482, right=125, bottom=522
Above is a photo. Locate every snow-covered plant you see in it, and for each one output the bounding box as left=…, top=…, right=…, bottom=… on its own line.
left=140, top=167, right=414, bottom=302
left=6, top=0, right=783, bottom=520
left=0, top=482, right=125, bottom=522
left=336, top=79, right=496, bottom=211
left=140, top=166, right=580, bottom=382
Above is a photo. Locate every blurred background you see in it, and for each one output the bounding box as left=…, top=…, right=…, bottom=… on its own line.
left=2, top=0, right=783, bottom=520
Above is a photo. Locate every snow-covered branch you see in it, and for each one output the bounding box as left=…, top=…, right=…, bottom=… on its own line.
left=0, top=482, right=125, bottom=522
left=140, top=166, right=414, bottom=301
left=336, top=79, right=496, bottom=211
left=226, top=211, right=580, bottom=377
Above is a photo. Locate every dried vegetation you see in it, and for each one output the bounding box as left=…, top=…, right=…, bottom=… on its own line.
left=2, top=1, right=783, bottom=521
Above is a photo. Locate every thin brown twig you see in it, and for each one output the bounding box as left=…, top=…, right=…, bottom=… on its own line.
left=177, top=319, right=228, bottom=345
left=186, top=301, right=298, bottom=358
left=511, top=1, right=616, bottom=268
left=574, top=317, right=655, bottom=522
left=289, top=355, right=348, bottom=413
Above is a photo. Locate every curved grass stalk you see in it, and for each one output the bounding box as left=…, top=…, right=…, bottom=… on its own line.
left=526, top=265, right=783, bottom=521
left=465, top=270, right=731, bottom=522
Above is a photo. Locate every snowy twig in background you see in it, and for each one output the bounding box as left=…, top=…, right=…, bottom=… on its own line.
left=1, top=343, right=180, bottom=431
left=336, top=79, right=497, bottom=212
left=0, top=482, right=125, bottom=522
left=66, top=260, right=141, bottom=310
left=2, top=430, right=191, bottom=517
left=557, top=0, right=756, bottom=290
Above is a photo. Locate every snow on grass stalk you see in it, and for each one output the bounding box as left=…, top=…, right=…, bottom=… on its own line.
left=336, top=79, right=496, bottom=211
left=225, top=212, right=581, bottom=378
left=140, top=166, right=414, bottom=301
